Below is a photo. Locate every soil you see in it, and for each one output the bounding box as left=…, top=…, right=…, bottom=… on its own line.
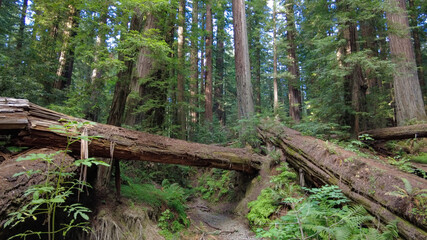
left=186, top=198, right=257, bottom=240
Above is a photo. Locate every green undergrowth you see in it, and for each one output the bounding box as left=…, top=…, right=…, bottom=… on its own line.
left=410, top=152, right=427, bottom=164
left=121, top=180, right=190, bottom=239
left=247, top=162, right=301, bottom=227
left=247, top=163, right=399, bottom=240
left=196, top=169, right=237, bottom=202
left=119, top=161, right=193, bottom=240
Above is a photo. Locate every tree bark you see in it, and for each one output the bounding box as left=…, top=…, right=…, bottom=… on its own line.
left=86, top=9, right=108, bottom=122
left=0, top=98, right=263, bottom=174
left=286, top=1, right=302, bottom=123
left=54, top=4, right=79, bottom=90
left=16, top=0, right=28, bottom=51
left=408, top=0, right=425, bottom=96
left=107, top=11, right=144, bottom=127
left=387, top=0, right=426, bottom=125
left=214, top=5, right=225, bottom=125
left=204, top=1, right=213, bottom=122
left=360, top=124, right=427, bottom=141
left=272, top=0, right=279, bottom=113
left=177, top=0, right=186, bottom=138
left=189, top=0, right=199, bottom=125
left=232, top=0, right=254, bottom=119
left=259, top=122, right=427, bottom=240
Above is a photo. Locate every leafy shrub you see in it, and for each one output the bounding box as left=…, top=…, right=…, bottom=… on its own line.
left=256, top=185, right=398, bottom=240
left=247, top=188, right=277, bottom=227
left=247, top=163, right=301, bottom=228
left=196, top=169, right=235, bottom=202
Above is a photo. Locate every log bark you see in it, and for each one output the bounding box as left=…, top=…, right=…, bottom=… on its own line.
left=0, top=98, right=263, bottom=174
left=0, top=148, right=76, bottom=236
left=360, top=124, right=427, bottom=141
left=259, top=121, right=427, bottom=239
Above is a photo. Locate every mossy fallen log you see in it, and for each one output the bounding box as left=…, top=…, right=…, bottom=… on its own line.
left=360, top=124, right=427, bottom=141
left=0, top=97, right=263, bottom=173
left=258, top=122, right=427, bottom=240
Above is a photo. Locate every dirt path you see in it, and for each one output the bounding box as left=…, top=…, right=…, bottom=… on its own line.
left=187, top=199, right=257, bottom=240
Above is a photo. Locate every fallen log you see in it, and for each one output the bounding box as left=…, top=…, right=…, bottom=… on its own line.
left=0, top=148, right=76, bottom=238
left=360, top=124, right=427, bottom=141
left=0, top=98, right=263, bottom=173
left=258, top=122, right=427, bottom=240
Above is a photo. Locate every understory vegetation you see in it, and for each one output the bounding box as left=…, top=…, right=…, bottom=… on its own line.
left=247, top=163, right=399, bottom=240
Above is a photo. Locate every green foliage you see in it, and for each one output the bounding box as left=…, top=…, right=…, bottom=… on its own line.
left=196, top=169, right=235, bottom=202
left=303, top=185, right=350, bottom=206
left=247, top=188, right=277, bottom=227
left=294, top=121, right=349, bottom=139
left=410, top=152, right=427, bottom=164
left=158, top=209, right=187, bottom=240
left=388, top=156, right=416, bottom=174
left=191, top=121, right=231, bottom=144
left=4, top=120, right=109, bottom=240
left=121, top=180, right=190, bottom=239
left=257, top=185, right=398, bottom=240
left=247, top=163, right=301, bottom=227
left=386, top=178, right=427, bottom=225
left=231, top=115, right=262, bottom=148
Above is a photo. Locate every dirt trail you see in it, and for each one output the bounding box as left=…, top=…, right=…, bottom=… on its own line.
left=187, top=198, right=257, bottom=240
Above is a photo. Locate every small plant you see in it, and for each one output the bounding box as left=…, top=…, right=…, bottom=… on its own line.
left=388, top=156, right=415, bottom=173
left=158, top=209, right=187, bottom=239
left=247, top=163, right=301, bottom=228
left=257, top=185, right=399, bottom=240
left=386, top=178, right=427, bottom=225
left=4, top=120, right=109, bottom=240
left=196, top=169, right=235, bottom=202
left=247, top=188, right=277, bottom=227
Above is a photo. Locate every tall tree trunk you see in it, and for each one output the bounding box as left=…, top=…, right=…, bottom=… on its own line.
left=232, top=0, right=254, bottom=119
left=199, top=11, right=206, bottom=123
left=408, top=0, right=425, bottom=96
left=360, top=20, right=379, bottom=91
left=272, top=0, right=279, bottom=113
left=286, top=1, right=302, bottom=123
left=177, top=0, right=186, bottom=139
left=107, top=11, right=144, bottom=127
left=86, top=10, right=108, bottom=122
left=16, top=0, right=28, bottom=51
left=54, top=4, right=79, bottom=90
left=189, top=0, right=199, bottom=125
left=123, top=11, right=157, bottom=127
left=214, top=5, right=225, bottom=125
left=387, top=0, right=426, bottom=125
left=255, top=37, right=261, bottom=113
left=204, top=1, right=213, bottom=122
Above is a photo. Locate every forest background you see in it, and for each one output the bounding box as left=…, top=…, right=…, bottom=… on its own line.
left=0, top=0, right=426, bottom=141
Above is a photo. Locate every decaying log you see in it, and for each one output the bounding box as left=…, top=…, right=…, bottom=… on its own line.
left=0, top=149, right=76, bottom=230
left=0, top=98, right=263, bottom=173
left=360, top=124, right=427, bottom=141
left=259, top=122, right=427, bottom=240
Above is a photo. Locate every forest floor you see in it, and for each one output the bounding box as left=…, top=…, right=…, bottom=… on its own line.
left=186, top=198, right=257, bottom=240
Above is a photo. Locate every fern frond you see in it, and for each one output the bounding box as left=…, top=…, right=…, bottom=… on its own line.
left=401, top=178, right=412, bottom=194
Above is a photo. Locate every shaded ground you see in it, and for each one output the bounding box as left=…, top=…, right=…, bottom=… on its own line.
left=186, top=198, right=257, bottom=240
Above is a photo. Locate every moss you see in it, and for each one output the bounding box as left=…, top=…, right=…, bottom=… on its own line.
left=213, top=152, right=247, bottom=164
left=409, top=152, right=427, bottom=164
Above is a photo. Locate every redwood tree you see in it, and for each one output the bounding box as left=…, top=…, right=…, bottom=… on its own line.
left=177, top=0, right=186, bottom=138
left=387, top=0, right=426, bottom=125
left=286, top=1, right=302, bottom=123
left=232, top=0, right=254, bottom=119
left=204, top=1, right=213, bottom=122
